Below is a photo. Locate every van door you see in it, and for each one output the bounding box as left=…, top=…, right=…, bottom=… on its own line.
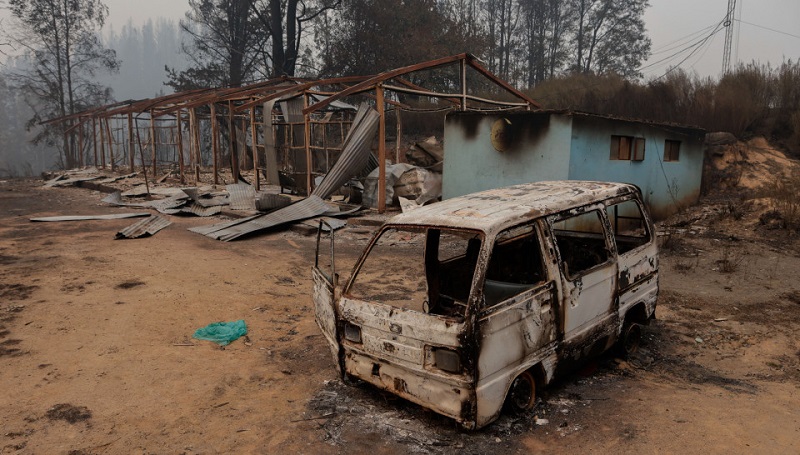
left=475, top=223, right=557, bottom=424
left=605, top=198, right=658, bottom=311
left=549, top=207, right=618, bottom=342
left=313, top=220, right=342, bottom=375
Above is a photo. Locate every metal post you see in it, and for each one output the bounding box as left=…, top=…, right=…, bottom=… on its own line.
left=99, top=117, right=106, bottom=169
left=377, top=84, right=386, bottom=213
left=460, top=58, right=468, bottom=111
left=228, top=101, right=239, bottom=181
left=264, top=100, right=279, bottom=185
left=250, top=106, right=260, bottom=190
left=105, top=119, right=115, bottom=172
left=303, top=92, right=312, bottom=195
left=78, top=119, right=84, bottom=167
left=210, top=104, right=219, bottom=185
left=176, top=109, right=185, bottom=184
left=92, top=118, right=98, bottom=167
left=127, top=112, right=135, bottom=172
left=192, top=108, right=201, bottom=183
left=150, top=110, right=158, bottom=177
left=396, top=110, right=402, bottom=163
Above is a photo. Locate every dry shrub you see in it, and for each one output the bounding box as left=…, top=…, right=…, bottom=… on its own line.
left=763, top=172, right=800, bottom=229
left=526, top=60, right=800, bottom=146
left=716, top=245, right=745, bottom=274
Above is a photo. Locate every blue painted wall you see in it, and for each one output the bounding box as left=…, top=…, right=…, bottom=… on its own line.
left=442, top=111, right=705, bottom=219
left=567, top=115, right=705, bottom=219
left=443, top=112, right=573, bottom=199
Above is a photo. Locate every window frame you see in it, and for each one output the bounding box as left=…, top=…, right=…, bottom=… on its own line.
left=550, top=207, right=614, bottom=280
left=610, top=135, right=646, bottom=161
left=480, top=222, right=549, bottom=310
left=664, top=139, right=681, bottom=162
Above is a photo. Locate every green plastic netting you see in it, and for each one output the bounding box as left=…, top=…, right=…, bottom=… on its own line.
left=192, top=319, right=247, bottom=346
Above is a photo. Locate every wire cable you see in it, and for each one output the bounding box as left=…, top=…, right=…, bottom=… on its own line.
left=735, top=18, right=800, bottom=40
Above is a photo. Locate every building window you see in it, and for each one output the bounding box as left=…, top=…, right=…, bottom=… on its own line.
left=610, top=135, right=645, bottom=161
left=664, top=140, right=681, bottom=162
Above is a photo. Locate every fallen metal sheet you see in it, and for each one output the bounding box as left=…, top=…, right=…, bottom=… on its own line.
left=182, top=187, right=229, bottom=207
left=31, top=213, right=151, bottom=222
left=97, top=172, right=138, bottom=184
left=43, top=174, right=68, bottom=186
left=102, top=191, right=189, bottom=214
left=195, top=196, right=229, bottom=208
left=180, top=203, right=222, bottom=217
left=302, top=217, right=347, bottom=231
left=121, top=185, right=188, bottom=198
left=191, top=195, right=330, bottom=241
left=115, top=215, right=172, bottom=239
left=311, top=104, right=380, bottom=199
left=151, top=196, right=190, bottom=214
left=323, top=203, right=362, bottom=217
left=189, top=213, right=263, bottom=236
left=227, top=183, right=257, bottom=211
left=45, top=175, right=101, bottom=187
left=256, top=193, right=292, bottom=212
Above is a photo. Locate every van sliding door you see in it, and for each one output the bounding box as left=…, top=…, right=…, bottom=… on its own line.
left=550, top=208, right=617, bottom=339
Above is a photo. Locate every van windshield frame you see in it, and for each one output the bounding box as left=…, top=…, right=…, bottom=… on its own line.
left=344, top=225, right=485, bottom=320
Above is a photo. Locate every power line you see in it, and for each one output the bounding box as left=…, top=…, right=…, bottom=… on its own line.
left=650, top=22, right=720, bottom=57
left=639, top=18, right=726, bottom=74
left=735, top=18, right=800, bottom=40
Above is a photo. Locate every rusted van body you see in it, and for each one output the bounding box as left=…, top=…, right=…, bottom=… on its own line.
left=313, top=181, right=658, bottom=429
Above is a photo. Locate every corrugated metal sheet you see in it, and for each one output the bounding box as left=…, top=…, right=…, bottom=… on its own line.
left=183, top=187, right=229, bottom=207
left=103, top=191, right=189, bottom=214
left=45, top=175, right=101, bottom=187
left=256, top=193, right=292, bottom=212
left=301, top=217, right=347, bottom=231
left=98, top=172, right=138, bottom=184
left=227, top=183, right=257, bottom=211
left=31, top=213, right=151, bottom=222
left=115, top=215, right=172, bottom=239
left=152, top=196, right=189, bottom=214
left=121, top=185, right=188, bottom=198
left=191, top=195, right=330, bottom=241
left=189, top=213, right=262, bottom=236
left=311, top=103, right=380, bottom=199
left=181, top=203, right=222, bottom=217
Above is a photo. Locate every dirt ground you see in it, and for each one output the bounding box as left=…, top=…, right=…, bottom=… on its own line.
left=2, top=160, right=800, bottom=453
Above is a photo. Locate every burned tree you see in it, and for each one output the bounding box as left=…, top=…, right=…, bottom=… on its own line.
left=4, top=0, right=119, bottom=169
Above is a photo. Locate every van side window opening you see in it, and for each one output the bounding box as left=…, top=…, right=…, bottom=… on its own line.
left=346, top=227, right=482, bottom=319
left=483, top=225, right=547, bottom=307
left=606, top=200, right=651, bottom=254
left=552, top=210, right=610, bottom=278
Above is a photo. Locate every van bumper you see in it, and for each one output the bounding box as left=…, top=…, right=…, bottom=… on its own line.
left=343, top=349, right=477, bottom=428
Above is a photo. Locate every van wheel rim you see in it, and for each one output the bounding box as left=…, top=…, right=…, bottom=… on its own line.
left=509, top=371, right=536, bottom=412
left=623, top=323, right=642, bottom=355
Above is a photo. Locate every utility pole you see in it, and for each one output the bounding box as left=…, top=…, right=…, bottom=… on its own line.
left=722, top=0, right=737, bottom=75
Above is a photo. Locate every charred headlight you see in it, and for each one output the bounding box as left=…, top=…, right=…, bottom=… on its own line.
left=433, top=348, right=461, bottom=373
left=343, top=322, right=362, bottom=343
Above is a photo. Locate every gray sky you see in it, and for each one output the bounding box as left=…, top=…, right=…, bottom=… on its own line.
left=5, top=0, right=800, bottom=80
left=643, top=0, right=800, bottom=79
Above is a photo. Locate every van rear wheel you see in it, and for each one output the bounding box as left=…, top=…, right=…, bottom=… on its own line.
left=506, top=371, right=536, bottom=414
left=619, top=322, right=642, bottom=357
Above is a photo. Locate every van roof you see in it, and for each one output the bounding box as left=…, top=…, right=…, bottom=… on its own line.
left=388, top=180, right=638, bottom=234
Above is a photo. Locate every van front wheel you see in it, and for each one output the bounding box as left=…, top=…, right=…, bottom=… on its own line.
left=506, top=371, right=536, bottom=414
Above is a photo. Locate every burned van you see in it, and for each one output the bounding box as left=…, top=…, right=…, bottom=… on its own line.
left=313, top=181, right=658, bottom=429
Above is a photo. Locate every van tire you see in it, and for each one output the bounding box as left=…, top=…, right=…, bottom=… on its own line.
left=506, top=370, right=537, bottom=414
left=618, top=322, right=642, bottom=357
